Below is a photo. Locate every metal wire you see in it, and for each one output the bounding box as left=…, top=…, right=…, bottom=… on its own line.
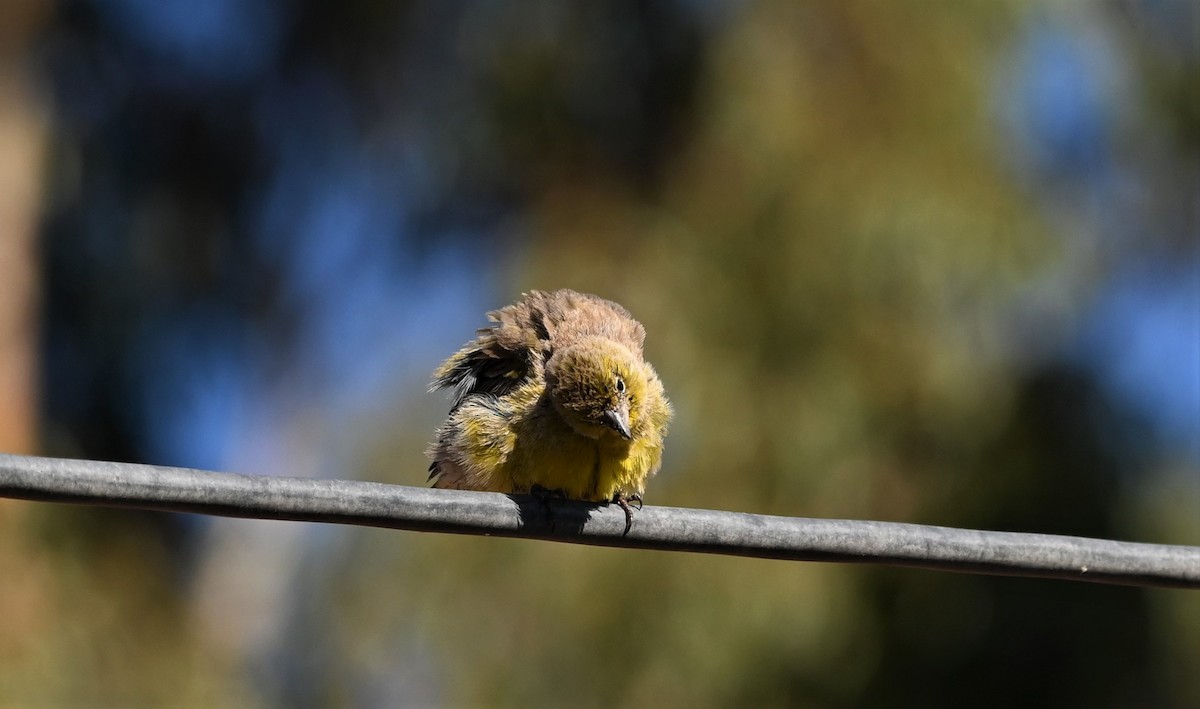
left=2, top=453, right=1196, bottom=588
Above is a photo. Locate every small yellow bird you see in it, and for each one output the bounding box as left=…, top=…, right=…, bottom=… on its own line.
left=428, top=289, right=671, bottom=528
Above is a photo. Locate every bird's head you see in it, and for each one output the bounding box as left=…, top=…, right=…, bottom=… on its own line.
left=546, top=339, right=647, bottom=442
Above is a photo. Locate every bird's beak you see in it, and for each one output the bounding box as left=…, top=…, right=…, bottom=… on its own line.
left=604, top=402, right=633, bottom=440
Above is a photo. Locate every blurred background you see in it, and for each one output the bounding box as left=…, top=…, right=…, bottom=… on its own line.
left=1, top=0, right=1197, bottom=706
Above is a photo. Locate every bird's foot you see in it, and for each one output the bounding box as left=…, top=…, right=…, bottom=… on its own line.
left=611, top=492, right=643, bottom=536
left=531, top=484, right=568, bottom=501
left=531, top=485, right=568, bottom=532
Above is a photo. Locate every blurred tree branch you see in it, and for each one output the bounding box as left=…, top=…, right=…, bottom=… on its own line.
left=2, top=454, right=1196, bottom=589
left=0, top=0, right=47, bottom=456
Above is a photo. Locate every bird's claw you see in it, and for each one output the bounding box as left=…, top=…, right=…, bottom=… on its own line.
left=531, top=484, right=567, bottom=501
left=612, top=492, right=643, bottom=536
left=531, top=485, right=568, bottom=532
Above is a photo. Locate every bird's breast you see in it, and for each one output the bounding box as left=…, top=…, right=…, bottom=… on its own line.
left=504, top=411, right=645, bottom=501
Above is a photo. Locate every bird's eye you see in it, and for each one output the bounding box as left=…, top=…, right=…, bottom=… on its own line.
left=615, top=376, right=626, bottom=394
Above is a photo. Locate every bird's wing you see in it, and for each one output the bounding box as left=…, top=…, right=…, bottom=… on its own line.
left=430, top=337, right=531, bottom=410
left=430, top=296, right=551, bottom=409
left=430, top=289, right=647, bottom=408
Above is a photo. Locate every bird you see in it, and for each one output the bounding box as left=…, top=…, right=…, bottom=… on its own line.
left=427, top=289, right=671, bottom=532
